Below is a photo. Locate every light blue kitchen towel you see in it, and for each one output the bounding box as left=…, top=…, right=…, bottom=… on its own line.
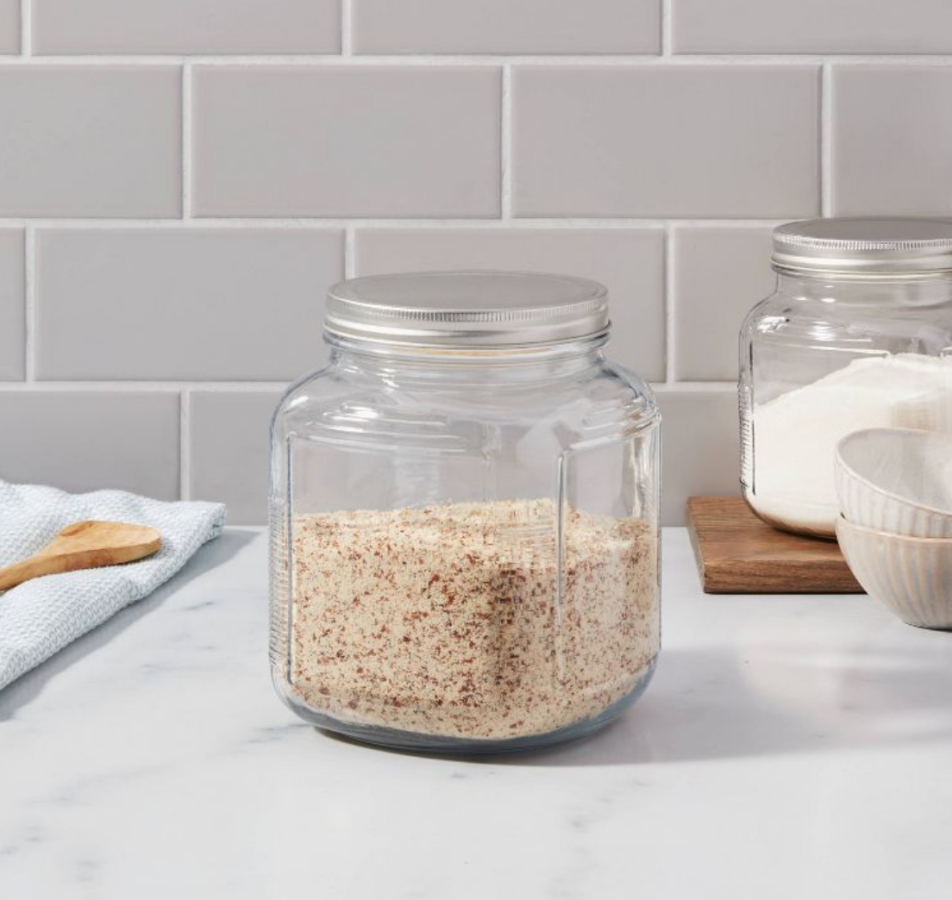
left=0, top=480, right=226, bottom=690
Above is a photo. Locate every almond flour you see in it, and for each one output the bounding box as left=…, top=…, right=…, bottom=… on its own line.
left=286, top=499, right=659, bottom=742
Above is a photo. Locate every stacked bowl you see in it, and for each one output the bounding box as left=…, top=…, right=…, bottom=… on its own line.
left=835, top=428, right=952, bottom=630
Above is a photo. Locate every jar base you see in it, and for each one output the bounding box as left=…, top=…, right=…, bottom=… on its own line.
left=275, top=656, right=657, bottom=755
left=743, top=490, right=837, bottom=540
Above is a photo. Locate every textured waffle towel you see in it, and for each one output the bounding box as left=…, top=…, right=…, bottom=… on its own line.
left=0, top=480, right=226, bottom=690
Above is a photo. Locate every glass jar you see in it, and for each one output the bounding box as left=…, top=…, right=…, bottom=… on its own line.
left=269, top=271, right=661, bottom=753
left=740, top=218, right=952, bottom=538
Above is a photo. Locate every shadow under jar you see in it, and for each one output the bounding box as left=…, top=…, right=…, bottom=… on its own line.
left=740, top=218, right=952, bottom=539
left=269, top=272, right=661, bottom=753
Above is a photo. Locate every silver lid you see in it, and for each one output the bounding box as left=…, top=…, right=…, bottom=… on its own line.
left=324, top=271, right=610, bottom=348
left=772, top=218, right=952, bottom=276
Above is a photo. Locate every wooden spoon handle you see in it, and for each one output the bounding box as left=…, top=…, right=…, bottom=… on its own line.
left=0, top=544, right=158, bottom=593
left=0, top=557, right=65, bottom=592
left=0, top=521, right=162, bottom=594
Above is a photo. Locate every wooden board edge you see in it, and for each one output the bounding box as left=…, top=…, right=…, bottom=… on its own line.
left=685, top=502, right=711, bottom=592
left=700, top=562, right=864, bottom=594
left=685, top=496, right=865, bottom=595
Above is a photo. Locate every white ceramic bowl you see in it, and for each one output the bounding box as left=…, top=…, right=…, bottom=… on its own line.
left=837, top=517, right=952, bottom=630
left=835, top=427, right=952, bottom=538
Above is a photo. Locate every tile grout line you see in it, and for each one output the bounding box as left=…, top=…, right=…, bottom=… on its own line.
left=4, top=54, right=952, bottom=66
left=179, top=390, right=190, bottom=500
left=664, top=224, right=676, bottom=384
left=181, top=64, right=193, bottom=218
left=344, top=226, right=356, bottom=277
left=650, top=381, right=736, bottom=393
left=340, top=0, right=353, bottom=55
left=0, top=217, right=795, bottom=230
left=821, top=63, right=833, bottom=217
left=0, top=381, right=292, bottom=393
left=500, top=65, right=512, bottom=219
left=0, top=380, right=737, bottom=393
left=23, top=226, right=35, bottom=381
left=19, top=0, right=30, bottom=56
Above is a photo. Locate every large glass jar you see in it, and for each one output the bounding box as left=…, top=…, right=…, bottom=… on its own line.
left=740, top=218, right=952, bottom=538
left=269, top=271, right=661, bottom=753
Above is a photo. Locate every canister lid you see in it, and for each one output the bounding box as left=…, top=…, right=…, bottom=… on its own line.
left=772, top=218, right=952, bottom=276
left=324, top=271, right=610, bottom=348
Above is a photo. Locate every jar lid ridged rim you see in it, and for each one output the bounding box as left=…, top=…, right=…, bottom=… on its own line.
left=772, top=217, right=952, bottom=276
left=324, top=271, right=610, bottom=348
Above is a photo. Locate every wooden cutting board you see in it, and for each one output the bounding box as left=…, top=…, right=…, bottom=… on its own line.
left=686, top=496, right=863, bottom=594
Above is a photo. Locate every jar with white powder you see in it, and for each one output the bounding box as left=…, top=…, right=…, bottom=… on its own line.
left=740, top=218, right=952, bottom=538
left=269, top=272, right=661, bottom=752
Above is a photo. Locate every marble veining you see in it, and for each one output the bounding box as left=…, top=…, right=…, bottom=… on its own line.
left=1, top=527, right=952, bottom=900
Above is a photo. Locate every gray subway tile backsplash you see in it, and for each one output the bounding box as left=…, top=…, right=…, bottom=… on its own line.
left=2, top=9, right=950, bottom=522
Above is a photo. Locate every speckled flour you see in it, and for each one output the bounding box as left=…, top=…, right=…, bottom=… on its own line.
left=287, top=499, right=659, bottom=741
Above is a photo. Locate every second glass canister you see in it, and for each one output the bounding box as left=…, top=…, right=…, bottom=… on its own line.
left=740, top=218, right=952, bottom=538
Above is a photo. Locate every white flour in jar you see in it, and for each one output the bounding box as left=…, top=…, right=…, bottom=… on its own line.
left=748, top=353, right=952, bottom=535
left=287, top=499, right=659, bottom=742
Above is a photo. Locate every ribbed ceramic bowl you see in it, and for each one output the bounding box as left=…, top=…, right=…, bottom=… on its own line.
left=835, top=428, right=952, bottom=538
left=836, top=517, right=952, bottom=630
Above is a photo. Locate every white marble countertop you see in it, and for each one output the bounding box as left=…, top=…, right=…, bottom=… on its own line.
left=2, top=527, right=951, bottom=900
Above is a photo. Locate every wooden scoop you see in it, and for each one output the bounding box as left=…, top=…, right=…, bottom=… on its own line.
left=0, top=521, right=161, bottom=593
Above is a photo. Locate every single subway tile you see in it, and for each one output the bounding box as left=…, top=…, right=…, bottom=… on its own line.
left=189, top=390, right=284, bottom=524
left=193, top=66, right=501, bottom=218
left=36, top=229, right=342, bottom=381
left=673, top=227, right=776, bottom=382
left=512, top=65, right=819, bottom=218
left=673, top=0, right=952, bottom=54
left=832, top=66, right=952, bottom=216
left=32, top=0, right=340, bottom=55
left=354, top=0, right=660, bottom=54
left=0, top=391, right=180, bottom=499
left=655, top=389, right=740, bottom=525
left=0, top=0, right=18, bottom=53
left=0, top=66, right=181, bottom=217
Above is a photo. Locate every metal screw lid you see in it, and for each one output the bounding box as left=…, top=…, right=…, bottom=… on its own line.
left=772, top=218, right=952, bottom=277
left=324, top=271, right=610, bottom=348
